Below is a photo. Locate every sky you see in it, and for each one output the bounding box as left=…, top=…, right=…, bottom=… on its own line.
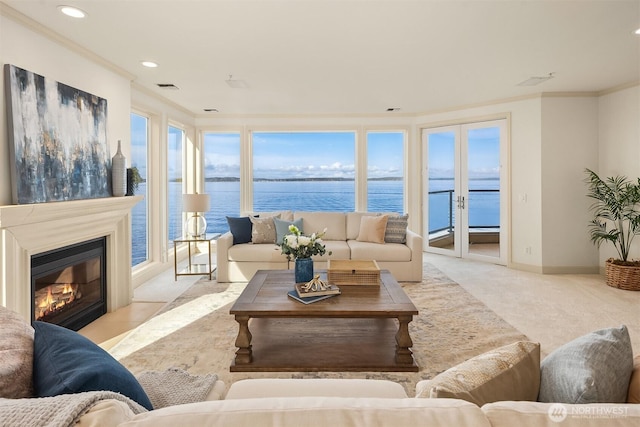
left=130, top=115, right=500, bottom=181
left=427, top=127, right=500, bottom=180
left=204, top=131, right=405, bottom=180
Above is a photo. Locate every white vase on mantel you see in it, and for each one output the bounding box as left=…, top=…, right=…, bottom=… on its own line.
left=111, top=140, right=126, bottom=197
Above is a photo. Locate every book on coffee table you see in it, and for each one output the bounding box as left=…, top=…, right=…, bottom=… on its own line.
left=287, top=290, right=338, bottom=305
left=294, top=283, right=341, bottom=298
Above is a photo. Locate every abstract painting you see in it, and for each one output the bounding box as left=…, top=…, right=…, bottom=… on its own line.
left=4, top=64, right=111, bottom=204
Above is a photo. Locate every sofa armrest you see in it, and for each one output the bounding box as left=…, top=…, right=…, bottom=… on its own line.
left=215, top=232, right=234, bottom=283
left=405, top=229, right=422, bottom=255
left=405, top=229, right=423, bottom=281
left=482, top=401, right=640, bottom=427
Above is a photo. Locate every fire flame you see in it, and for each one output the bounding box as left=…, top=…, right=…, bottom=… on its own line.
left=36, top=284, right=78, bottom=320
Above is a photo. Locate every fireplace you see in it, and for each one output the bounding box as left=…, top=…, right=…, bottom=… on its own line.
left=31, top=237, right=107, bottom=331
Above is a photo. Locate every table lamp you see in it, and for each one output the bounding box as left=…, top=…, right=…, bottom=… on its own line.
left=183, top=193, right=210, bottom=239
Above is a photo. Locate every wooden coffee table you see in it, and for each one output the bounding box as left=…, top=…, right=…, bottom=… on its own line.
left=229, top=269, right=419, bottom=372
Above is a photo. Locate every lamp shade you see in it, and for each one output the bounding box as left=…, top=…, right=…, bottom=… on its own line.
left=182, top=193, right=210, bottom=213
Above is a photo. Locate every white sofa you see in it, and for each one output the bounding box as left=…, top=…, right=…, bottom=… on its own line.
left=81, top=378, right=640, bottom=427
left=216, top=211, right=423, bottom=283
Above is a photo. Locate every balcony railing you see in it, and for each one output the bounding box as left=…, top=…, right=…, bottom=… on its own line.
left=428, top=189, right=500, bottom=235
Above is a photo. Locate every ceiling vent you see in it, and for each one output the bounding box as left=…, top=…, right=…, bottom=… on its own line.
left=203, top=108, right=219, bottom=112
left=157, top=83, right=179, bottom=90
left=225, top=75, right=248, bottom=89
left=517, top=73, right=555, bottom=87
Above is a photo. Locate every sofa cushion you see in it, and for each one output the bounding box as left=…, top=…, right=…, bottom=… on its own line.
left=249, top=215, right=278, bottom=244
left=294, top=211, right=346, bottom=241
left=538, top=325, right=633, bottom=404
left=385, top=214, right=409, bottom=243
left=225, top=379, right=408, bottom=399
left=228, top=243, right=288, bottom=262
left=77, top=399, right=137, bottom=427
left=416, top=341, right=541, bottom=407
left=226, top=216, right=252, bottom=244
left=628, top=355, right=640, bottom=403
left=119, top=397, right=492, bottom=427
left=348, top=240, right=411, bottom=261
left=0, top=306, right=34, bottom=399
left=356, top=215, right=388, bottom=243
left=314, top=241, right=350, bottom=261
left=33, top=321, right=153, bottom=410
left=274, top=217, right=304, bottom=245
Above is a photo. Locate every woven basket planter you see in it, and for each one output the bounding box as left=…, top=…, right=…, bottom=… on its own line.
left=605, top=260, right=640, bottom=291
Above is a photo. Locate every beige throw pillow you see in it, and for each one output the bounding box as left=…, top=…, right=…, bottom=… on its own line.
left=415, top=341, right=541, bottom=407
left=249, top=215, right=279, bottom=244
left=0, top=306, right=35, bottom=398
left=356, top=215, right=388, bottom=243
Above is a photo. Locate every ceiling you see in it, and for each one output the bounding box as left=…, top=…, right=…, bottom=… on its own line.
left=3, top=0, right=639, bottom=116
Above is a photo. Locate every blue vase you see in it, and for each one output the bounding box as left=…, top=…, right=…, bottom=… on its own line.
left=294, top=257, right=314, bottom=283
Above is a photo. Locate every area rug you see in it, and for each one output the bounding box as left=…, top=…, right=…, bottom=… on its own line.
left=110, top=264, right=529, bottom=396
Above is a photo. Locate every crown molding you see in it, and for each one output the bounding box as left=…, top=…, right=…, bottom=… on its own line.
left=598, top=80, right=640, bottom=96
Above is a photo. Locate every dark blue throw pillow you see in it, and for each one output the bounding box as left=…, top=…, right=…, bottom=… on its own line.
left=226, top=216, right=252, bottom=244
left=32, top=321, right=153, bottom=410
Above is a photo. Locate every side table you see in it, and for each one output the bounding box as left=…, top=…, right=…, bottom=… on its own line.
left=174, top=233, right=220, bottom=281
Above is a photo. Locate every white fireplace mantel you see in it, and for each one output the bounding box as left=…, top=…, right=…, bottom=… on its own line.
left=0, top=196, right=142, bottom=322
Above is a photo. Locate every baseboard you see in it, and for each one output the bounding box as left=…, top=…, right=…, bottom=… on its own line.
left=509, top=262, right=600, bottom=275
left=508, top=262, right=543, bottom=274
left=541, top=266, right=600, bottom=275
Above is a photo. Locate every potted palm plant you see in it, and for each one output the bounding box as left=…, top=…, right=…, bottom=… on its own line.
left=585, top=168, right=640, bottom=290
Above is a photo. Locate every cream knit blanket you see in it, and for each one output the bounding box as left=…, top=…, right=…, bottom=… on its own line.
left=0, top=368, right=218, bottom=427
left=136, top=367, right=219, bottom=409
left=0, top=391, right=146, bottom=427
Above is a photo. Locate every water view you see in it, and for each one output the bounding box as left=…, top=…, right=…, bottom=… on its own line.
left=131, top=178, right=499, bottom=266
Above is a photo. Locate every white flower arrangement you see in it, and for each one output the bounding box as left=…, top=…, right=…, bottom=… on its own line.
left=279, top=224, right=331, bottom=260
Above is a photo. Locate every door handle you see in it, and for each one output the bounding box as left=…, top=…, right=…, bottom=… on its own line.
left=457, top=196, right=465, bottom=209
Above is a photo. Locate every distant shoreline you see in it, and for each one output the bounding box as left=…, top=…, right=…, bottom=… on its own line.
left=201, top=177, right=403, bottom=182
left=162, top=176, right=499, bottom=182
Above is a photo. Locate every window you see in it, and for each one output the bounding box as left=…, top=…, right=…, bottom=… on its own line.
left=367, top=131, right=404, bottom=212
left=202, top=132, right=241, bottom=234
left=130, top=113, right=148, bottom=266
left=167, top=125, right=184, bottom=241
left=252, top=131, right=356, bottom=212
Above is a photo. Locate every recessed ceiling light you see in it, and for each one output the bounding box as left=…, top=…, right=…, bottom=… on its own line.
left=58, top=6, right=87, bottom=19
left=635, top=28, right=640, bottom=35
left=141, top=61, right=158, bottom=68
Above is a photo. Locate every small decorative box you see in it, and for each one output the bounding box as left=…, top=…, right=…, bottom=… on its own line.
left=327, top=259, right=381, bottom=286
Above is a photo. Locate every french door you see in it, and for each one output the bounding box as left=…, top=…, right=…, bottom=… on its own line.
left=422, top=119, right=507, bottom=265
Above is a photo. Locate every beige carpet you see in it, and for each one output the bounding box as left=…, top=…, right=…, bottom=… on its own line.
left=110, top=264, right=529, bottom=396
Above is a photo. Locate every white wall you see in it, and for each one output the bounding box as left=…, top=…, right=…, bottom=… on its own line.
left=540, top=95, right=599, bottom=272
left=0, top=12, right=132, bottom=205
left=597, top=85, right=640, bottom=265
